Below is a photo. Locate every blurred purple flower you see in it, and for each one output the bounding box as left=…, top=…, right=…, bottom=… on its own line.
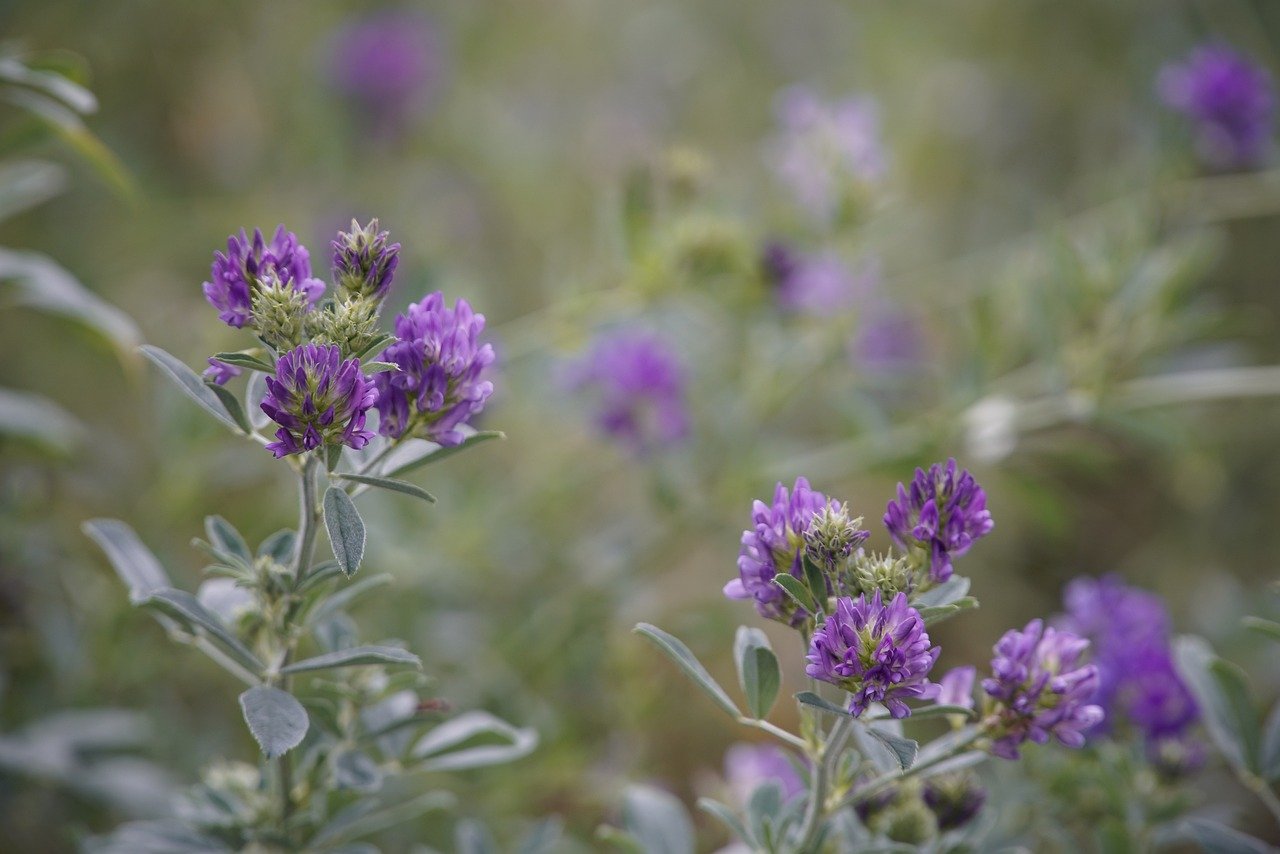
left=725, top=477, right=840, bottom=625
left=806, top=591, right=940, bottom=718
left=202, top=226, right=326, bottom=329
left=1060, top=576, right=1199, bottom=747
left=883, top=459, right=993, bottom=583
left=203, top=358, right=242, bottom=386
left=723, top=743, right=805, bottom=805
left=375, top=292, right=495, bottom=445
left=767, top=86, right=886, bottom=223
left=981, top=619, right=1103, bottom=760
left=1159, top=44, right=1274, bottom=170
left=260, top=343, right=377, bottom=459
left=762, top=242, right=877, bottom=315
left=851, top=303, right=925, bottom=374
left=937, top=665, right=976, bottom=710
left=569, top=333, right=689, bottom=453
left=327, top=10, right=443, bottom=137
left=922, top=774, right=986, bottom=831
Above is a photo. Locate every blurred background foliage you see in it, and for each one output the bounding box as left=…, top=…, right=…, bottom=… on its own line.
left=5, top=0, right=1280, bottom=850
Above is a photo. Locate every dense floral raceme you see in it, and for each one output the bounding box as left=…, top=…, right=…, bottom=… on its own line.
left=326, top=10, right=442, bottom=136
left=332, top=218, right=400, bottom=301
left=1159, top=44, right=1274, bottom=170
left=260, top=343, right=378, bottom=458
left=723, top=743, right=805, bottom=805
left=570, top=332, right=689, bottom=453
left=725, top=477, right=841, bottom=624
left=374, top=292, right=495, bottom=445
left=981, top=619, right=1104, bottom=760
left=1060, top=576, right=1199, bottom=753
left=884, top=458, right=993, bottom=583
left=805, top=591, right=940, bottom=718
left=203, top=226, right=326, bottom=329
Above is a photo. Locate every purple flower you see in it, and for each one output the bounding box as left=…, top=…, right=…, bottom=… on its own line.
left=570, top=333, right=689, bottom=453
left=936, top=666, right=976, bottom=710
left=724, top=477, right=840, bottom=625
left=1159, top=44, right=1274, bottom=170
left=768, top=86, right=886, bottom=223
left=203, top=358, right=242, bottom=386
left=922, top=774, right=986, bottom=831
left=332, top=219, right=400, bottom=301
left=805, top=592, right=940, bottom=718
left=723, top=743, right=805, bottom=805
left=260, top=343, right=377, bottom=458
left=1060, top=576, right=1198, bottom=746
left=766, top=248, right=874, bottom=315
left=327, top=11, right=443, bottom=137
left=202, top=226, right=326, bottom=329
left=883, top=459, right=993, bottom=583
left=981, top=619, right=1104, bottom=760
left=851, top=303, right=925, bottom=375
left=374, top=292, right=495, bottom=445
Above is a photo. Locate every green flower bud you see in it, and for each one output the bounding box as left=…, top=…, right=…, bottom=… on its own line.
left=251, top=274, right=312, bottom=350
left=851, top=551, right=914, bottom=599
left=309, top=297, right=382, bottom=359
left=803, top=502, right=868, bottom=571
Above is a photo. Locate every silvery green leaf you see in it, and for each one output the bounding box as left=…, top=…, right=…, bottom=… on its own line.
left=238, top=685, right=308, bottom=759
left=634, top=623, right=742, bottom=720
left=336, top=472, right=437, bottom=504
left=744, top=780, right=782, bottom=851
left=698, top=798, right=754, bottom=848
left=246, top=371, right=270, bottom=431
left=795, top=690, right=852, bottom=717
left=0, top=386, right=83, bottom=454
left=211, top=350, right=274, bottom=372
left=621, top=784, right=694, bottom=854
left=204, top=516, right=251, bottom=566
left=889, top=703, right=975, bottom=721
left=353, top=332, right=396, bottom=360
left=83, top=820, right=230, bottom=853
left=139, top=345, right=243, bottom=434
left=312, top=791, right=455, bottom=848
left=733, top=626, right=780, bottom=720
left=1243, top=616, right=1280, bottom=644
left=412, top=711, right=538, bottom=772
left=456, top=818, right=498, bottom=854
left=205, top=382, right=252, bottom=434
left=313, top=613, right=359, bottom=654
left=773, top=574, right=818, bottom=615
left=802, top=555, right=827, bottom=616
left=0, top=247, right=138, bottom=356
left=916, top=597, right=978, bottom=626
left=383, top=430, right=505, bottom=478
left=307, top=573, right=393, bottom=625
left=1174, top=635, right=1260, bottom=772
left=141, top=588, right=264, bottom=675
left=82, top=519, right=170, bottom=601
left=1178, top=818, right=1273, bottom=854
left=362, top=361, right=399, bottom=374
left=852, top=724, right=917, bottom=774
left=195, top=579, right=253, bottom=624
left=257, top=528, right=295, bottom=563
left=0, top=159, right=66, bottom=222
left=0, top=56, right=97, bottom=113
left=324, top=486, right=366, bottom=577
left=515, top=817, right=565, bottom=854
left=332, top=747, right=382, bottom=793
left=911, top=576, right=971, bottom=608
left=914, top=725, right=980, bottom=767
left=282, top=645, right=420, bottom=675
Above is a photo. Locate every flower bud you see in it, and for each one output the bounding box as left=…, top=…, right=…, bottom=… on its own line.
left=309, top=297, right=382, bottom=359
left=922, top=772, right=986, bottom=830
left=849, top=550, right=913, bottom=599
left=251, top=274, right=313, bottom=351
left=332, top=218, right=400, bottom=301
left=803, top=503, right=868, bottom=572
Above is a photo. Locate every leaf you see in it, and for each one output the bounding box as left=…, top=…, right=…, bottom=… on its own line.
left=1174, top=636, right=1260, bottom=773
left=324, top=486, right=366, bottom=577
left=697, top=798, right=754, bottom=849
left=621, top=785, right=694, bottom=854
left=206, top=383, right=252, bottom=434
left=82, top=519, right=170, bottom=601
left=331, top=747, right=382, bottom=793
left=204, top=516, right=251, bottom=566
left=744, top=780, right=783, bottom=849
left=336, top=473, right=437, bottom=504
left=412, top=711, right=538, bottom=772
left=895, top=703, right=976, bottom=721
left=916, top=597, right=978, bottom=626
left=1178, top=818, right=1273, bottom=854
left=257, top=529, right=295, bottom=563
left=139, top=345, right=243, bottom=434
left=212, top=351, right=274, bottom=373
left=0, top=387, right=83, bottom=454
left=796, top=690, right=852, bottom=717
left=0, top=56, right=97, bottom=113
left=773, top=574, right=818, bottom=615
left=734, top=626, right=780, bottom=720
left=867, top=727, right=918, bottom=771
left=353, top=333, right=396, bottom=360
left=634, top=623, right=742, bottom=719
left=1243, top=616, right=1280, bottom=645
left=362, top=361, right=399, bottom=374
left=801, top=555, right=828, bottom=615
left=246, top=371, right=271, bottom=431
left=1261, top=701, right=1280, bottom=782
left=282, top=645, right=420, bottom=675
left=1, top=87, right=134, bottom=199
left=141, top=588, right=264, bottom=675
left=515, top=817, right=565, bottom=854
left=238, top=686, right=308, bottom=759
left=455, top=819, right=498, bottom=854
left=307, top=573, right=394, bottom=624
left=383, top=430, right=505, bottom=478
left=0, top=159, right=65, bottom=222
left=911, top=576, right=971, bottom=608
left=311, top=791, right=455, bottom=848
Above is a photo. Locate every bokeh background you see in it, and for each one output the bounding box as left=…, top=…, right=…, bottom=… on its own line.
left=5, top=1, right=1280, bottom=850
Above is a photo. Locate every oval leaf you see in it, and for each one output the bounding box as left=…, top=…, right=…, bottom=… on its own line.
left=282, top=645, right=420, bottom=675
left=337, top=473, right=436, bottom=504
left=324, top=486, right=366, bottom=577
left=622, top=785, right=694, bottom=854
left=239, top=685, right=308, bottom=759
left=734, top=626, right=780, bottom=720
left=634, top=623, right=742, bottom=720
left=139, top=345, right=242, bottom=434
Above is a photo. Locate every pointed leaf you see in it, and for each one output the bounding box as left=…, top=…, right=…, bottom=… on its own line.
left=282, top=645, right=420, bottom=675
left=697, top=798, right=754, bottom=849
left=141, top=588, right=264, bottom=675
left=1179, top=818, right=1272, bottom=854
left=238, top=685, right=308, bottom=759
left=82, top=519, right=170, bottom=601
left=622, top=785, right=694, bottom=854
left=801, top=555, right=828, bottom=616
left=0, top=388, right=83, bottom=454
left=337, top=473, right=436, bottom=504
left=412, top=711, right=537, bottom=772
left=324, top=486, right=365, bottom=577
left=911, top=576, right=971, bottom=608
left=867, top=728, right=918, bottom=770
left=1243, top=616, right=1280, bottom=645
left=212, top=351, right=274, bottom=373
left=307, top=573, right=394, bottom=624
left=139, top=345, right=242, bottom=433
left=773, top=575, right=818, bottom=615
left=206, top=382, right=251, bottom=434
left=634, top=623, right=741, bottom=719
left=384, top=431, right=504, bottom=478
left=204, top=516, right=251, bottom=566
left=795, top=691, right=852, bottom=717
left=1174, top=636, right=1260, bottom=772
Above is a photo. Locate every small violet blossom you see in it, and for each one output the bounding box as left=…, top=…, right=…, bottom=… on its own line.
left=374, top=292, right=495, bottom=445
left=725, top=477, right=841, bottom=625
left=260, top=343, right=377, bottom=459
left=327, top=11, right=443, bottom=137
left=569, top=333, right=689, bottom=454
left=884, top=459, right=993, bottom=583
left=203, top=226, right=325, bottom=329
left=203, top=358, right=242, bottom=387
left=1159, top=44, right=1274, bottom=170
left=981, top=619, right=1103, bottom=760
left=723, top=743, right=805, bottom=806
left=805, top=591, right=940, bottom=718
left=762, top=241, right=876, bottom=315
left=936, top=665, right=976, bottom=710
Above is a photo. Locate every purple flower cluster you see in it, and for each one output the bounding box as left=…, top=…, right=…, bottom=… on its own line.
left=1060, top=576, right=1198, bottom=751
left=723, top=743, right=805, bottom=805
left=768, top=86, right=886, bottom=223
left=725, top=477, right=840, bottom=624
left=805, top=592, right=940, bottom=718
left=1159, top=44, right=1274, bottom=170
left=203, top=226, right=326, bottom=329
left=374, top=292, right=495, bottom=445
left=884, top=459, right=993, bottom=583
left=570, top=333, right=689, bottom=453
left=762, top=242, right=877, bottom=315
left=260, top=343, right=377, bottom=459
left=332, top=219, right=400, bottom=301
left=981, top=619, right=1103, bottom=760
left=327, top=11, right=442, bottom=137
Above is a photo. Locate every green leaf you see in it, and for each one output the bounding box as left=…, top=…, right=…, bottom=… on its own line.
left=311, top=791, right=455, bottom=848
left=734, top=626, right=780, bottom=720
left=1209, top=658, right=1261, bottom=773
left=894, top=703, right=976, bottom=721
left=0, top=387, right=83, bottom=454
left=412, top=711, right=538, bottom=772
left=353, top=333, right=397, bottom=360
left=384, top=430, right=505, bottom=478
left=246, top=371, right=271, bottom=431
left=139, top=345, right=243, bottom=434
left=0, top=56, right=97, bottom=113
left=1179, top=818, right=1273, bottom=854
left=621, top=784, right=694, bottom=854
left=1261, top=701, right=1280, bottom=782
left=324, top=486, right=366, bottom=577
left=140, top=588, right=264, bottom=675
left=362, top=361, right=399, bottom=374
left=697, top=798, right=754, bottom=849
left=916, top=597, right=978, bottom=626
left=204, top=516, right=252, bottom=566
left=238, top=685, right=308, bottom=759
left=281, top=645, right=420, bottom=675
left=331, top=747, right=382, bottom=793
left=336, top=473, right=437, bottom=504
left=795, top=690, right=852, bottom=717
left=257, top=529, right=295, bottom=564
left=773, top=574, right=818, bottom=615
left=208, top=385, right=251, bottom=441
left=212, top=351, right=274, bottom=373
left=82, top=519, right=170, bottom=601
left=634, top=623, right=742, bottom=719
left=867, top=727, right=918, bottom=771
left=1174, top=635, right=1260, bottom=773
left=801, top=555, right=828, bottom=616
left=1243, top=616, right=1280, bottom=645
left=307, top=573, right=394, bottom=624
left=911, top=576, right=971, bottom=608
left=0, top=159, right=65, bottom=222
